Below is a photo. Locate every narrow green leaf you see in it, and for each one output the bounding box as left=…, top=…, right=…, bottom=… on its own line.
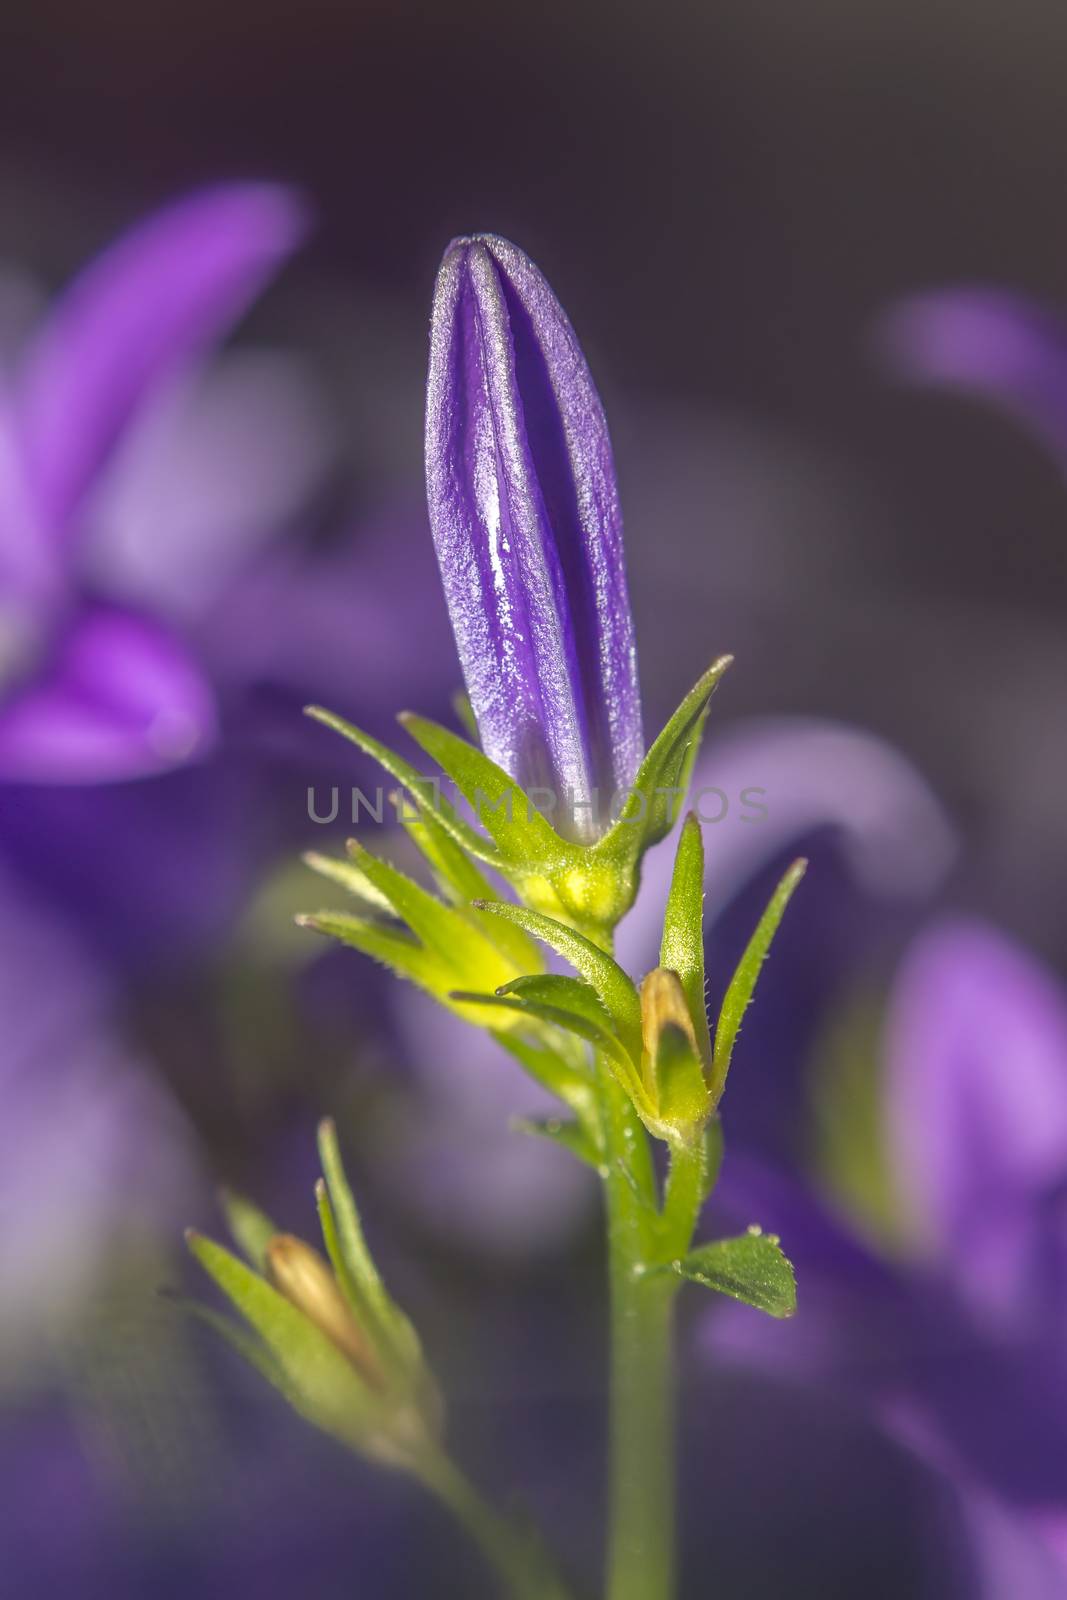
left=302, top=851, right=396, bottom=915
left=512, top=1115, right=602, bottom=1171
left=347, top=841, right=514, bottom=984
left=399, top=713, right=575, bottom=869
left=397, top=805, right=543, bottom=973
left=593, top=656, right=732, bottom=861
left=316, top=1120, right=420, bottom=1371
left=304, top=705, right=500, bottom=867
left=472, top=900, right=642, bottom=1059
left=498, top=973, right=614, bottom=1035
left=668, top=1230, right=797, bottom=1318
left=711, top=858, right=807, bottom=1101
left=658, top=813, right=712, bottom=1061
left=296, top=910, right=441, bottom=992
left=167, top=1292, right=296, bottom=1403
left=219, top=1189, right=277, bottom=1273
left=450, top=988, right=642, bottom=1100
left=185, top=1232, right=380, bottom=1441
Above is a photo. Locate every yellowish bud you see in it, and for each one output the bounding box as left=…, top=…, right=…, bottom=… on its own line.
left=640, top=967, right=701, bottom=1061
left=265, top=1234, right=384, bottom=1389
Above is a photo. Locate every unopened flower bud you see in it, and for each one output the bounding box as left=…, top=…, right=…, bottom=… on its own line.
left=265, top=1233, right=384, bottom=1389
left=640, top=966, right=711, bottom=1140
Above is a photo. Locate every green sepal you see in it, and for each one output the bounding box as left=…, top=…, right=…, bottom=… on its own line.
left=512, top=1115, right=603, bottom=1171
left=185, top=1231, right=387, bottom=1449
left=711, top=858, right=807, bottom=1102
left=219, top=1188, right=277, bottom=1273
left=296, top=910, right=443, bottom=994
left=591, top=657, right=732, bottom=873
left=316, top=1119, right=423, bottom=1378
left=399, top=712, right=575, bottom=871
left=304, top=706, right=500, bottom=867
left=472, top=900, right=642, bottom=1059
left=664, top=1229, right=797, bottom=1318
left=302, top=850, right=396, bottom=915
left=648, top=1024, right=712, bottom=1136
left=658, top=814, right=712, bottom=1062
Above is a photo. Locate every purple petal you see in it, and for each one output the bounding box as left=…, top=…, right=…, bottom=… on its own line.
left=616, top=717, right=955, bottom=975
left=16, top=183, right=308, bottom=534
left=425, top=235, right=641, bottom=838
left=0, top=603, right=216, bottom=782
left=877, top=289, right=1067, bottom=461
left=885, top=919, right=1067, bottom=1321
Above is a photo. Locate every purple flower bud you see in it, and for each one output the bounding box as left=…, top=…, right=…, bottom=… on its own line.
left=425, top=234, right=642, bottom=842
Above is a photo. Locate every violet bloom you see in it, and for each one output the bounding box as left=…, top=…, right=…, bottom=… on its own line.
left=0, top=183, right=307, bottom=783
left=703, top=919, right=1067, bottom=1593
left=425, top=234, right=642, bottom=840
left=877, top=288, right=1067, bottom=463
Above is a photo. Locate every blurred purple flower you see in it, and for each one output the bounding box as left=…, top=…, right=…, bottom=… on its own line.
left=704, top=918, right=1067, bottom=1594
left=0, top=865, right=196, bottom=1355
left=0, top=183, right=307, bottom=784
left=877, top=289, right=1067, bottom=463
left=425, top=234, right=641, bottom=839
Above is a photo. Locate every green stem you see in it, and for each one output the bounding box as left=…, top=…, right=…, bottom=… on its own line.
left=600, top=1065, right=679, bottom=1600
left=415, top=1445, right=571, bottom=1600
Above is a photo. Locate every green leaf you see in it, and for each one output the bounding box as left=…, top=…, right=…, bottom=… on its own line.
left=166, top=1292, right=296, bottom=1403
left=593, top=657, right=732, bottom=864
left=185, top=1231, right=382, bottom=1444
left=669, top=1230, right=797, bottom=1318
left=219, top=1188, right=278, bottom=1273
left=711, top=858, right=807, bottom=1102
left=512, top=1115, right=602, bottom=1171
left=296, top=910, right=442, bottom=993
left=399, top=713, right=575, bottom=870
left=317, top=1120, right=422, bottom=1373
left=658, top=813, right=711, bottom=1062
left=451, top=987, right=641, bottom=1100
left=304, top=705, right=499, bottom=867
left=499, top=973, right=615, bottom=1035
left=346, top=840, right=517, bottom=987
left=472, top=900, right=642, bottom=1059
left=302, top=850, right=397, bottom=915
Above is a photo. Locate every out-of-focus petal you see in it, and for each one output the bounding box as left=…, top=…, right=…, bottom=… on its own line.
left=0, top=603, right=216, bottom=782
left=616, top=717, right=955, bottom=974
left=16, top=183, right=308, bottom=534
left=83, top=350, right=334, bottom=622
left=885, top=919, right=1067, bottom=1321
left=877, top=289, right=1067, bottom=460
left=0, top=868, right=196, bottom=1357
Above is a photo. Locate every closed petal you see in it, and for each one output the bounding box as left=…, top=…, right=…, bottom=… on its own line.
left=0, top=603, right=216, bottom=782
left=425, top=235, right=641, bottom=836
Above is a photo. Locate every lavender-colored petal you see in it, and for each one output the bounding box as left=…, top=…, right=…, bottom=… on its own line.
left=0, top=602, right=216, bottom=782
left=877, top=289, right=1067, bottom=461
left=885, top=919, right=1067, bottom=1323
left=83, top=349, right=333, bottom=623
left=16, top=183, right=308, bottom=535
left=425, top=234, right=641, bottom=837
